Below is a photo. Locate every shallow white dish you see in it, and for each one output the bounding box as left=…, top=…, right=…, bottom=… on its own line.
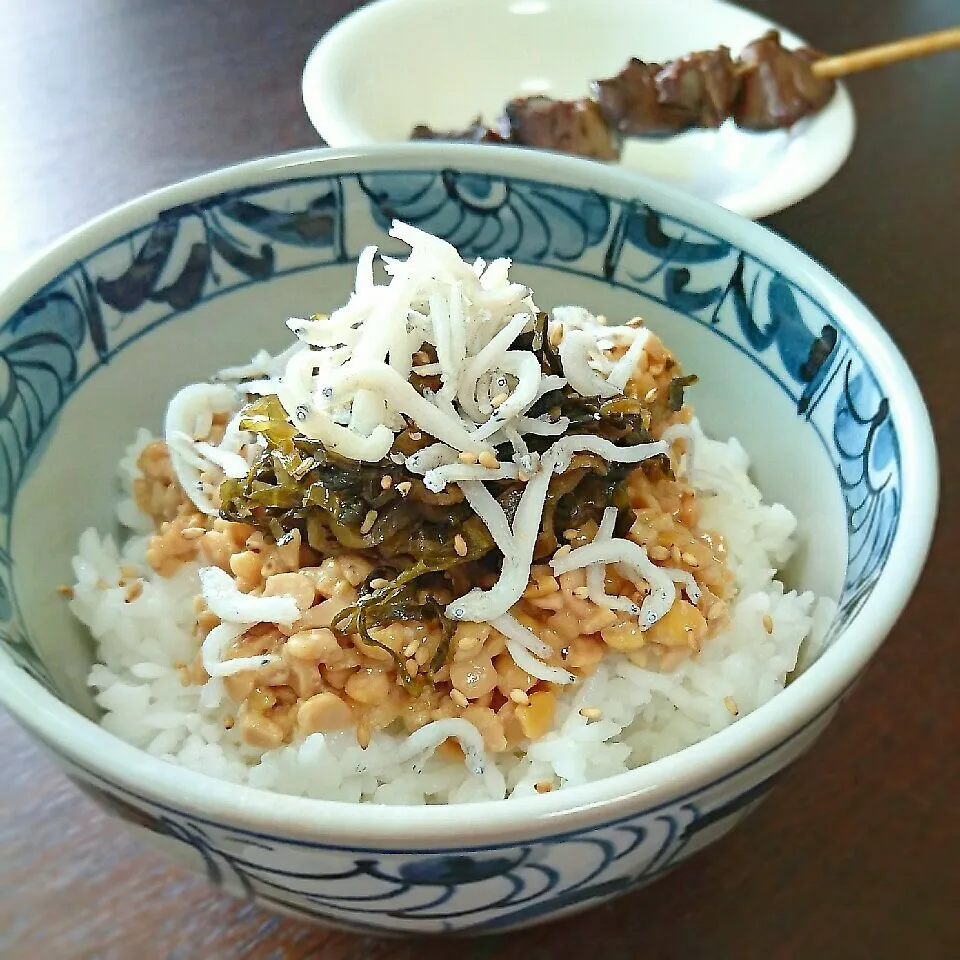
left=303, top=0, right=856, bottom=219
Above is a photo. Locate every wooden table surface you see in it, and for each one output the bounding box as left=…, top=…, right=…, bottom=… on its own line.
left=1, top=2, right=957, bottom=957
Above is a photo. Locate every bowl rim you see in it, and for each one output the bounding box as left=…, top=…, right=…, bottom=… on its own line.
left=0, top=143, right=938, bottom=844
left=300, top=0, right=857, bottom=220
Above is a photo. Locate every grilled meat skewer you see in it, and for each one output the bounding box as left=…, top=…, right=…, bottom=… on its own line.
left=411, top=31, right=835, bottom=160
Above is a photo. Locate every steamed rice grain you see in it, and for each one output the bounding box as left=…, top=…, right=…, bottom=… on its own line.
left=74, top=423, right=820, bottom=804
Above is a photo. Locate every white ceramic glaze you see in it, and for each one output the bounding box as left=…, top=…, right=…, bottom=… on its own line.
left=0, top=144, right=935, bottom=934
left=302, top=0, right=857, bottom=219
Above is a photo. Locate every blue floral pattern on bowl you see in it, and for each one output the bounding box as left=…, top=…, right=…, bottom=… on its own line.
left=44, top=699, right=835, bottom=934
left=0, top=162, right=901, bottom=933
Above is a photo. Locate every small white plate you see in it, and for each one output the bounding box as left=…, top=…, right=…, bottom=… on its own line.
left=303, top=0, right=856, bottom=219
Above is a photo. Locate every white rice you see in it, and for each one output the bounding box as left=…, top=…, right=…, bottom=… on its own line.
left=74, top=422, right=826, bottom=804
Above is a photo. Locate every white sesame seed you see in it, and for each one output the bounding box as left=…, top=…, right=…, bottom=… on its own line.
left=450, top=689, right=469, bottom=708
left=381, top=475, right=393, bottom=490
left=396, top=481, right=412, bottom=496
left=477, top=451, right=499, bottom=469
left=724, top=696, right=739, bottom=716
left=762, top=613, right=774, bottom=634
left=360, top=510, right=378, bottom=535
left=454, top=534, right=468, bottom=557
left=509, top=689, right=530, bottom=706
left=579, top=706, right=603, bottom=720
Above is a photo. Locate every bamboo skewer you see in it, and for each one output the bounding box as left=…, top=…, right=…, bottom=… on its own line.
left=811, top=25, right=960, bottom=79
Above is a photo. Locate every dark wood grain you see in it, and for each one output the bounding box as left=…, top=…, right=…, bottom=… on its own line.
left=2, top=1, right=957, bottom=957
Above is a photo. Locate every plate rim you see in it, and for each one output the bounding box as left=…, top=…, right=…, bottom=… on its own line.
left=300, top=0, right=857, bottom=219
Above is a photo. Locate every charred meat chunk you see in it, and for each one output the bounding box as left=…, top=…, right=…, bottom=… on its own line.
left=733, top=30, right=836, bottom=130
left=410, top=117, right=511, bottom=144
left=656, top=46, right=740, bottom=128
left=501, top=96, right=623, bottom=160
left=593, top=48, right=739, bottom=135
left=592, top=58, right=688, bottom=136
